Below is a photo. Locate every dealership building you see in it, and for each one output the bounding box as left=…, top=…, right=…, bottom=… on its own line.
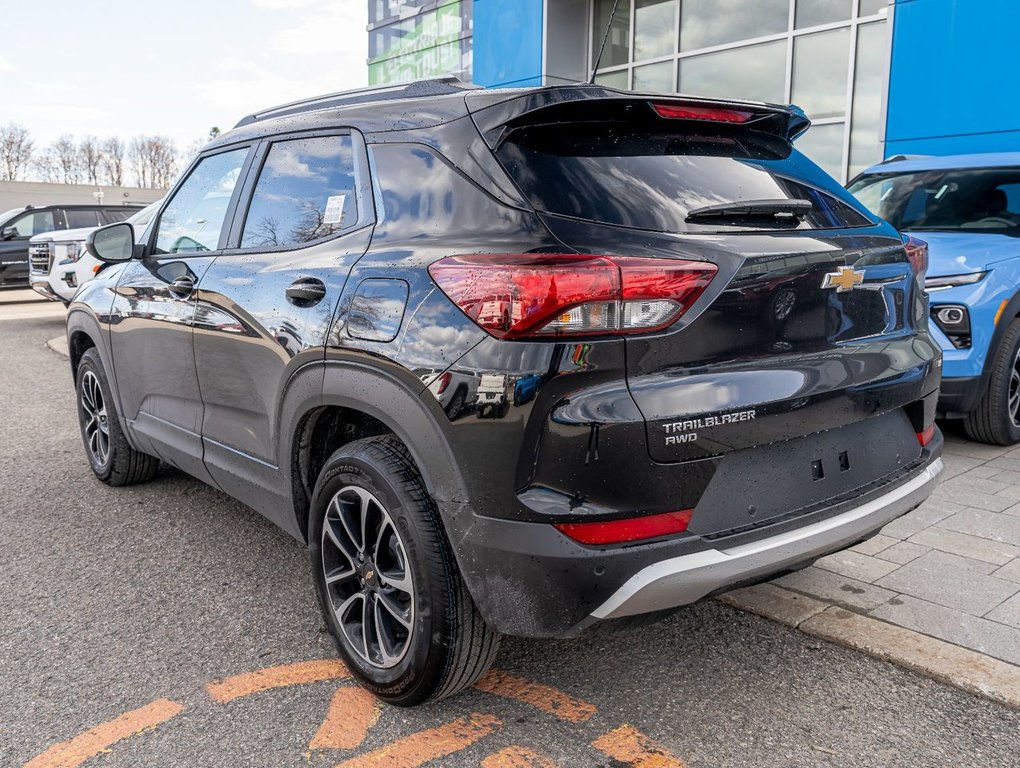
left=368, top=0, right=1019, bottom=183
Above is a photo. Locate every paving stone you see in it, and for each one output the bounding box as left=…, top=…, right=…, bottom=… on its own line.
left=774, top=566, right=898, bottom=612
left=880, top=497, right=960, bottom=539
left=985, top=456, right=1020, bottom=472
left=874, top=550, right=1018, bottom=615
left=907, top=526, right=1020, bottom=566
left=931, top=485, right=1015, bottom=512
left=992, top=484, right=1020, bottom=501
left=717, top=583, right=828, bottom=628
left=850, top=533, right=897, bottom=556
left=939, top=454, right=986, bottom=479
left=814, top=549, right=902, bottom=583
left=993, top=558, right=1020, bottom=583
left=985, top=592, right=1020, bottom=629
left=875, top=540, right=929, bottom=565
left=990, top=468, right=1020, bottom=485
left=869, top=594, right=1020, bottom=666
left=938, top=507, right=1020, bottom=546
left=942, top=474, right=1012, bottom=496
left=964, top=465, right=1005, bottom=479
left=941, top=439, right=1006, bottom=460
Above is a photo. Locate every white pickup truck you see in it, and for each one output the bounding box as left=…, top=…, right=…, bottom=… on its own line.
left=28, top=200, right=161, bottom=304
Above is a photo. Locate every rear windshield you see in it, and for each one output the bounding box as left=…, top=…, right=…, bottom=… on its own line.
left=495, top=125, right=870, bottom=233
left=848, top=167, right=1020, bottom=235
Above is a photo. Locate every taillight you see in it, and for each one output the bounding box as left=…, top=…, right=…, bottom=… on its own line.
left=652, top=103, right=753, bottom=124
left=434, top=371, right=452, bottom=395
left=554, top=509, right=694, bottom=545
left=903, top=235, right=928, bottom=279
left=917, top=424, right=936, bottom=447
left=428, top=254, right=717, bottom=340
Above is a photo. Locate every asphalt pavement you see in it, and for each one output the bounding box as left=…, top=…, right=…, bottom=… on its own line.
left=2, top=311, right=1019, bottom=768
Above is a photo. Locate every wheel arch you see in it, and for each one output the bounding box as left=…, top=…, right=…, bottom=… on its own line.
left=282, top=358, right=469, bottom=543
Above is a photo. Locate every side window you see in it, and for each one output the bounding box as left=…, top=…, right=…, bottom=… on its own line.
left=8, top=210, right=55, bottom=237
left=65, top=210, right=101, bottom=228
left=154, top=148, right=249, bottom=254
left=99, top=209, right=135, bottom=225
left=240, top=135, right=358, bottom=249
left=998, top=183, right=1020, bottom=215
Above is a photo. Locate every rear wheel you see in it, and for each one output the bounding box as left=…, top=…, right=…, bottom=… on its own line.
left=75, top=348, right=160, bottom=485
left=309, top=436, right=500, bottom=705
left=964, top=319, right=1020, bottom=445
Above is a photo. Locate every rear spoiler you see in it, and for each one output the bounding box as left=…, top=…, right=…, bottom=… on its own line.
left=465, top=85, right=811, bottom=149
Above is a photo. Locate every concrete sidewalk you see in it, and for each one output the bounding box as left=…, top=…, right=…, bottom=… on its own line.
left=725, top=426, right=1020, bottom=707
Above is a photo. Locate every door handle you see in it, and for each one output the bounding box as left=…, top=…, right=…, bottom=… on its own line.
left=286, top=277, right=327, bottom=306
left=168, top=276, right=195, bottom=298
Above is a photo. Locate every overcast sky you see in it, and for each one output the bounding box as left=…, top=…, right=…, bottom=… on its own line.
left=0, top=0, right=368, bottom=152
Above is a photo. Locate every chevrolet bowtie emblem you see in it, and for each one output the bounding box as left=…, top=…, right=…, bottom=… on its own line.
left=821, top=265, right=865, bottom=292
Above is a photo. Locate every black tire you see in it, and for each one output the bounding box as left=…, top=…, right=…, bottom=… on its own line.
left=75, top=347, right=160, bottom=485
left=309, top=435, right=500, bottom=705
left=964, top=318, right=1020, bottom=445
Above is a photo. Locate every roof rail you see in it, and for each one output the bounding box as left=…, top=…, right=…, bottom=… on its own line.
left=233, top=76, right=482, bottom=128
left=881, top=154, right=933, bottom=164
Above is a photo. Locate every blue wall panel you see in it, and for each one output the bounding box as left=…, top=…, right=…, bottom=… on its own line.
left=886, top=0, right=1020, bottom=156
left=472, top=0, right=544, bottom=87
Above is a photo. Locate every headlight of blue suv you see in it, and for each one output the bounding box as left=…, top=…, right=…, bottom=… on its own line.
left=930, top=304, right=971, bottom=348
left=924, top=271, right=987, bottom=291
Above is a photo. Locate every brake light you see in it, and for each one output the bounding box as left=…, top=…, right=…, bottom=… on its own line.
left=652, top=103, right=753, bottom=124
left=917, top=424, right=936, bottom=447
left=428, top=254, right=717, bottom=339
left=554, top=509, right=694, bottom=545
left=903, top=235, right=929, bottom=278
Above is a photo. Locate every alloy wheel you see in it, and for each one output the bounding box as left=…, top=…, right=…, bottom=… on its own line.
left=80, top=371, right=110, bottom=466
left=321, top=486, right=415, bottom=669
left=1009, top=346, right=1020, bottom=428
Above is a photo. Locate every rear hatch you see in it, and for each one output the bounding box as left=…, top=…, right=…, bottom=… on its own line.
left=472, top=89, right=937, bottom=470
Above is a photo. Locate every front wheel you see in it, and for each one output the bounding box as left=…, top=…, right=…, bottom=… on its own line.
left=964, top=319, right=1020, bottom=445
left=309, top=436, right=500, bottom=705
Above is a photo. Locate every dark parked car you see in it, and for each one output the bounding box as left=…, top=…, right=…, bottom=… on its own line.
left=68, top=79, right=943, bottom=706
left=0, top=204, right=140, bottom=288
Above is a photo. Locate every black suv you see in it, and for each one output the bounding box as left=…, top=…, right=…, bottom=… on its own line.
left=0, top=204, right=139, bottom=288
left=69, top=80, right=943, bottom=706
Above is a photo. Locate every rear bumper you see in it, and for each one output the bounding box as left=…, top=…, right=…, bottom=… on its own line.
left=590, top=456, right=944, bottom=621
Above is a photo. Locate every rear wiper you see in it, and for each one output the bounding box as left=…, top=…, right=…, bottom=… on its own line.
left=685, top=198, right=813, bottom=223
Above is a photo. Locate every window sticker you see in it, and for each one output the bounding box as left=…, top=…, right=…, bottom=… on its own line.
left=323, top=195, right=346, bottom=225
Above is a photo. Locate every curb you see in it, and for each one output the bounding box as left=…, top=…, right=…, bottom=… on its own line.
left=46, top=336, right=69, bottom=358
left=719, top=584, right=1020, bottom=711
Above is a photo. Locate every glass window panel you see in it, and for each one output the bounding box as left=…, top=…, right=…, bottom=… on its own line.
left=633, top=61, right=674, bottom=91
left=792, top=27, right=850, bottom=118
left=859, top=0, right=888, bottom=16
left=849, top=21, right=888, bottom=178
left=796, top=122, right=846, bottom=181
left=593, top=0, right=632, bottom=67
left=795, top=0, right=852, bottom=28
left=679, top=40, right=786, bottom=104
left=680, top=0, right=788, bottom=51
left=241, top=136, right=358, bottom=249
left=635, top=0, right=676, bottom=61
left=8, top=210, right=55, bottom=238
left=155, top=148, right=248, bottom=255
left=594, top=69, right=629, bottom=89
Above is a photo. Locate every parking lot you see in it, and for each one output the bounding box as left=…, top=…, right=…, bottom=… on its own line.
left=2, top=303, right=1018, bottom=767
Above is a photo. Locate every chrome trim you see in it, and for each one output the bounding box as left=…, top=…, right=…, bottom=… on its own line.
left=591, top=458, right=944, bottom=620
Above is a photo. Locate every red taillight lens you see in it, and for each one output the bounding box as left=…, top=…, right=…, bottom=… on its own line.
left=917, top=424, right=936, bottom=447
left=428, top=254, right=717, bottom=339
left=903, top=235, right=929, bottom=279
left=652, top=103, right=754, bottom=123
left=554, top=509, right=694, bottom=545
left=435, top=371, right=452, bottom=395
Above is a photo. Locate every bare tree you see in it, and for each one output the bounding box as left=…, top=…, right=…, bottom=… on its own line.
left=79, top=136, right=103, bottom=184
left=129, top=135, right=177, bottom=188
left=51, top=135, right=84, bottom=184
left=100, top=137, right=125, bottom=185
left=0, top=123, right=35, bottom=181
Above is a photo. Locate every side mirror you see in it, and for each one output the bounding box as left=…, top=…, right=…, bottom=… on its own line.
left=1, top=226, right=18, bottom=241
left=86, top=222, right=136, bottom=263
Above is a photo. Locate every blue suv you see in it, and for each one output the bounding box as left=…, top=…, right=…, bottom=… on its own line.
left=849, top=153, right=1020, bottom=444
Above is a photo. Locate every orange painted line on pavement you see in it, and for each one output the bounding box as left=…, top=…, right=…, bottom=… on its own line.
left=24, top=698, right=184, bottom=768
left=481, top=745, right=559, bottom=768
left=474, top=669, right=596, bottom=723
left=309, top=686, right=380, bottom=750
left=334, top=713, right=501, bottom=768
left=206, top=659, right=349, bottom=703
left=592, top=725, right=687, bottom=768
